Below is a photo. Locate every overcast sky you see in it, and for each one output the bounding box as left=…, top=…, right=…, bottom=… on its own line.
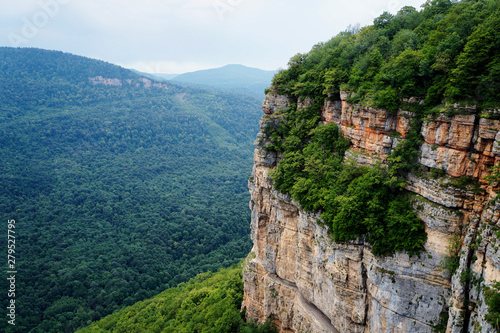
left=0, top=0, right=427, bottom=74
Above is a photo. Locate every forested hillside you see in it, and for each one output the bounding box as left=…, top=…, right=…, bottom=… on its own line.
left=271, top=0, right=500, bottom=110
left=0, top=48, right=261, bottom=332
left=77, top=264, right=277, bottom=333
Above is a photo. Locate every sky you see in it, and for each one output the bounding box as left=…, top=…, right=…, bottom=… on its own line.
left=0, top=0, right=428, bottom=74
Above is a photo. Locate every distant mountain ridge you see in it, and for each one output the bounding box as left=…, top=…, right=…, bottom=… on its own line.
left=169, top=64, right=276, bottom=100
left=0, top=47, right=167, bottom=110
left=0, top=47, right=140, bottom=82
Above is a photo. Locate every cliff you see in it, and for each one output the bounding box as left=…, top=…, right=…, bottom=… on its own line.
left=242, top=93, right=500, bottom=333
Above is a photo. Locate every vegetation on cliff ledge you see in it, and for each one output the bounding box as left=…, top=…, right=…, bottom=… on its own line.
left=264, top=101, right=427, bottom=255
left=484, top=281, right=500, bottom=331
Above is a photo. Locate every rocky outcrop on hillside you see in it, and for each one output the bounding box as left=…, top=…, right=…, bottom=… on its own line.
left=242, top=93, right=500, bottom=332
left=89, top=76, right=168, bottom=89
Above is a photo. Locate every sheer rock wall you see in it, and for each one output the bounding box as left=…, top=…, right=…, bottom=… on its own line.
left=242, top=93, right=500, bottom=332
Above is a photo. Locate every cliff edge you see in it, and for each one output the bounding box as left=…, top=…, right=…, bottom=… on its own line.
left=242, top=93, right=500, bottom=333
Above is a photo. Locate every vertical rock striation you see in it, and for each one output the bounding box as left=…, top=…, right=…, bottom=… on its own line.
left=242, top=93, right=500, bottom=332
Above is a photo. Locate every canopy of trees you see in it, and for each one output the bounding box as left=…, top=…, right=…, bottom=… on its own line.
left=272, top=0, right=500, bottom=111
left=77, top=264, right=277, bottom=333
left=0, top=48, right=262, bottom=332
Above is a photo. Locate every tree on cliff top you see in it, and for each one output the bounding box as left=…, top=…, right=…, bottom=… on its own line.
left=271, top=0, right=500, bottom=110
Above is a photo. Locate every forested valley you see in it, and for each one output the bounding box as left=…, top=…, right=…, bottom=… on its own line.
left=0, top=48, right=262, bottom=332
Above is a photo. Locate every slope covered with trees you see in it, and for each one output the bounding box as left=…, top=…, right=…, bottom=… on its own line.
left=0, top=48, right=261, bottom=332
left=77, top=264, right=277, bottom=333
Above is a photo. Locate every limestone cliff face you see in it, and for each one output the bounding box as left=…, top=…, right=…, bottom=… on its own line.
left=243, top=93, right=500, bottom=332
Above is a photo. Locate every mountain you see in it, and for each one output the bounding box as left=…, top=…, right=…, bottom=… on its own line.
left=0, top=48, right=261, bottom=332
left=171, top=64, right=276, bottom=100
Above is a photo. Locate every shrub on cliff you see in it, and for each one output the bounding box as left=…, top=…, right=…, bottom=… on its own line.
left=484, top=281, right=500, bottom=331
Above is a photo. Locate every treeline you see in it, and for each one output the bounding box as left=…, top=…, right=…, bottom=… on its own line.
left=0, top=47, right=146, bottom=109
left=272, top=0, right=500, bottom=111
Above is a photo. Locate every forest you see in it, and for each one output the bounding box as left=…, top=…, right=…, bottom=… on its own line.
left=271, top=0, right=500, bottom=111
left=0, top=48, right=262, bottom=332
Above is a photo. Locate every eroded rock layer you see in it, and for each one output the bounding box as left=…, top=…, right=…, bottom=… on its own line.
left=243, top=93, right=500, bottom=332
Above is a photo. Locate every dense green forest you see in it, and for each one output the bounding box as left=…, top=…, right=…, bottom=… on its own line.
left=271, top=0, right=500, bottom=110
left=77, top=264, right=277, bottom=333
left=0, top=48, right=262, bottom=332
left=262, top=0, right=499, bottom=255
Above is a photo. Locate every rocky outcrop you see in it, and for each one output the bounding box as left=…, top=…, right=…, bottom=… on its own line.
left=89, top=76, right=168, bottom=90
left=262, top=94, right=290, bottom=115
left=420, top=114, right=500, bottom=179
left=89, top=76, right=123, bottom=86
left=243, top=93, right=500, bottom=332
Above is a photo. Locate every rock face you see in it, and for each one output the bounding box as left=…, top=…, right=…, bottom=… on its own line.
left=262, top=94, right=291, bottom=115
left=243, top=93, right=500, bottom=332
left=89, top=76, right=168, bottom=90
